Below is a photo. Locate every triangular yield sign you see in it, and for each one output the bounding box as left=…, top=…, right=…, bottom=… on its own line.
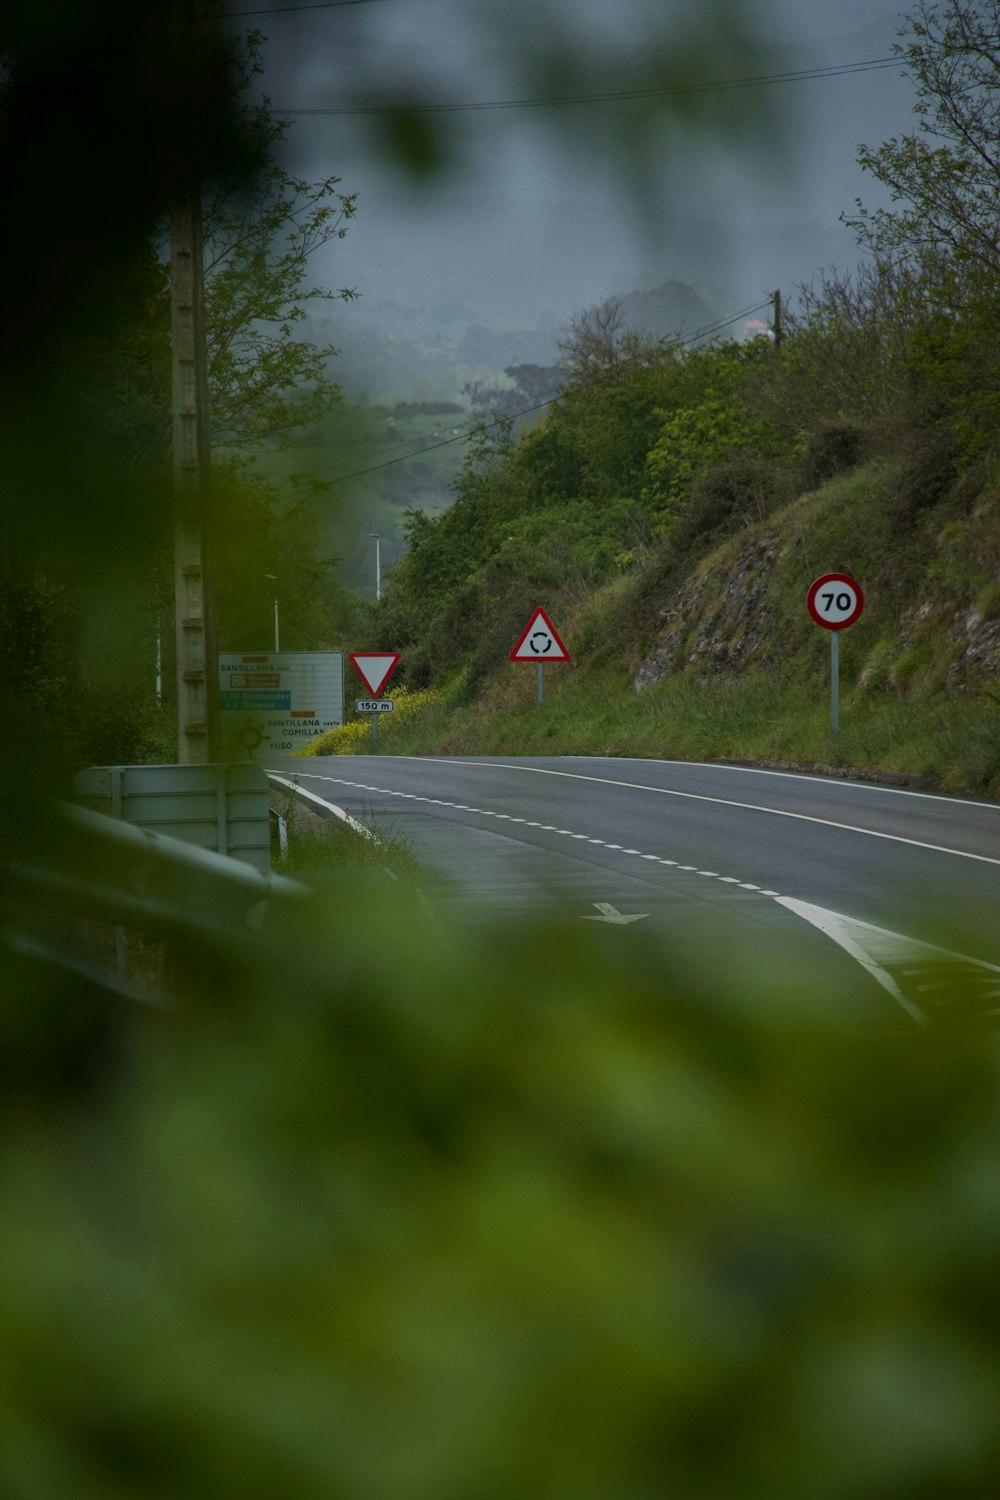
left=349, top=651, right=400, bottom=696
left=509, top=607, right=571, bottom=662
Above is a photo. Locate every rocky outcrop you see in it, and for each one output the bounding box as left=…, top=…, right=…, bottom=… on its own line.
left=634, top=537, right=781, bottom=690
left=633, top=528, right=999, bottom=695
left=945, top=606, right=1000, bottom=690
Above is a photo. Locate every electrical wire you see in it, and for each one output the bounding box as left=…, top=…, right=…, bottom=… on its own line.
left=274, top=57, right=903, bottom=117
left=220, top=0, right=394, bottom=16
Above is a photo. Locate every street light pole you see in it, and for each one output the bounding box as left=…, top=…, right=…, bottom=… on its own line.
left=369, top=533, right=381, bottom=601
left=264, top=573, right=280, bottom=652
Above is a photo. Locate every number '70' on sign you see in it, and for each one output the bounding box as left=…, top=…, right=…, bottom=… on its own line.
left=807, top=573, right=864, bottom=630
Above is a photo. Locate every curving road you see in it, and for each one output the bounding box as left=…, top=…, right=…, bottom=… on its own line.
left=269, top=754, right=1000, bottom=1029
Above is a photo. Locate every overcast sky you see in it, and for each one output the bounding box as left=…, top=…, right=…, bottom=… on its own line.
left=221, top=0, right=919, bottom=332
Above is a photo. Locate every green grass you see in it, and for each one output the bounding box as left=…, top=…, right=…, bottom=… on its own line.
left=271, top=783, right=421, bottom=881
left=295, top=686, right=448, bottom=758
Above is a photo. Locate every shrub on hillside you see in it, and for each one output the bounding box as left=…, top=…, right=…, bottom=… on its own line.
left=883, top=414, right=964, bottom=522
left=297, top=684, right=443, bottom=755
left=797, top=422, right=865, bottom=491
left=669, top=457, right=789, bottom=557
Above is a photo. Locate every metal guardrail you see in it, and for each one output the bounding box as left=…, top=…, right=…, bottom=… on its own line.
left=2, top=786, right=408, bottom=1003
left=73, top=762, right=272, bottom=872
left=3, top=799, right=307, bottom=947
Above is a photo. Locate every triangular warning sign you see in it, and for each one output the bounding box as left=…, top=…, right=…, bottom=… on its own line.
left=349, top=652, right=400, bottom=696
left=510, top=608, right=571, bottom=663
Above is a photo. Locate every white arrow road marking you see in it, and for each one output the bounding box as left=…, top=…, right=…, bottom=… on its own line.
left=775, top=896, right=1000, bottom=1026
left=582, top=903, right=649, bottom=925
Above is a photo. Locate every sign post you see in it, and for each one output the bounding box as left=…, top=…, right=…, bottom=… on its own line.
left=806, top=574, right=864, bottom=735
left=349, top=652, right=400, bottom=749
left=510, top=607, right=571, bottom=704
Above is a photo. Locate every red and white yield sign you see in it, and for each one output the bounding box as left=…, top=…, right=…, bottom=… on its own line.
left=509, top=607, right=571, bottom=663
left=807, top=573, right=864, bottom=630
left=349, top=651, right=400, bottom=697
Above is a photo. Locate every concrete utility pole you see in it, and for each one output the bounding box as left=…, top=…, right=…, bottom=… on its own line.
left=171, top=184, right=220, bottom=762
left=772, top=288, right=783, bottom=352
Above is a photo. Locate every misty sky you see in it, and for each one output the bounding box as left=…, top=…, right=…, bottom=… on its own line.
left=220, top=0, right=919, bottom=338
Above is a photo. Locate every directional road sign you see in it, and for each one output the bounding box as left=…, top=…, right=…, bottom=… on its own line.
left=807, top=573, right=864, bottom=630
left=509, top=607, right=571, bottom=662
left=218, top=651, right=344, bottom=760
left=349, top=651, right=400, bottom=697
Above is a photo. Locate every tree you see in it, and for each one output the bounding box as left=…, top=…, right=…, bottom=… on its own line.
left=204, top=34, right=357, bottom=459
left=744, top=259, right=928, bottom=439
left=843, top=1, right=1000, bottom=457
left=642, top=342, right=787, bottom=531
left=0, top=23, right=361, bottom=771
left=63, top=32, right=357, bottom=479
left=558, top=296, right=663, bottom=387
left=848, top=0, right=1000, bottom=295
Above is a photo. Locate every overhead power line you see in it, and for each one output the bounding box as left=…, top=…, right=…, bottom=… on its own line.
left=220, top=0, right=393, bottom=15
left=316, top=296, right=774, bottom=486
left=274, top=56, right=901, bottom=117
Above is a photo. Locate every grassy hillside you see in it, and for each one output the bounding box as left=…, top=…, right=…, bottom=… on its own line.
left=297, top=161, right=1000, bottom=800
left=302, top=453, right=1000, bottom=796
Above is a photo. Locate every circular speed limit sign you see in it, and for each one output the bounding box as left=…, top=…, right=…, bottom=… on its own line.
left=807, top=573, right=864, bottom=630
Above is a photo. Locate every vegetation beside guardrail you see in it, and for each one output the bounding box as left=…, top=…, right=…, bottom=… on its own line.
left=268, top=775, right=420, bottom=881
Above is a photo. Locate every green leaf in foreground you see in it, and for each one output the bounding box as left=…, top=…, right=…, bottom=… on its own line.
left=1, top=882, right=998, bottom=1500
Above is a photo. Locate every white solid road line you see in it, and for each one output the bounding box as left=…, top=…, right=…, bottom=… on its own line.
left=406, top=758, right=1000, bottom=867
left=578, top=757, right=1000, bottom=812
left=776, top=896, right=1000, bottom=1026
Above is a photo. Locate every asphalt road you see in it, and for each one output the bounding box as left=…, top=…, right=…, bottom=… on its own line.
left=268, top=754, right=1000, bottom=1029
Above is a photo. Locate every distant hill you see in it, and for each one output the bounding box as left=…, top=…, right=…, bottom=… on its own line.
left=614, top=280, right=721, bottom=341
left=322, top=190, right=857, bottom=335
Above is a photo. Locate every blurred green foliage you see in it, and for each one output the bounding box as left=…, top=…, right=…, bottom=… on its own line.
left=3, top=4, right=1000, bottom=1496
left=2, top=886, right=999, bottom=1499
left=0, top=18, right=360, bottom=776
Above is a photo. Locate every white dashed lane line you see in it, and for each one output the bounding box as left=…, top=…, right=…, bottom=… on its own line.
left=286, top=771, right=781, bottom=898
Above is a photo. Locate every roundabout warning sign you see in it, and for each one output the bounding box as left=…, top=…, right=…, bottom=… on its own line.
left=509, top=608, right=571, bottom=663
left=510, top=608, right=570, bottom=705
